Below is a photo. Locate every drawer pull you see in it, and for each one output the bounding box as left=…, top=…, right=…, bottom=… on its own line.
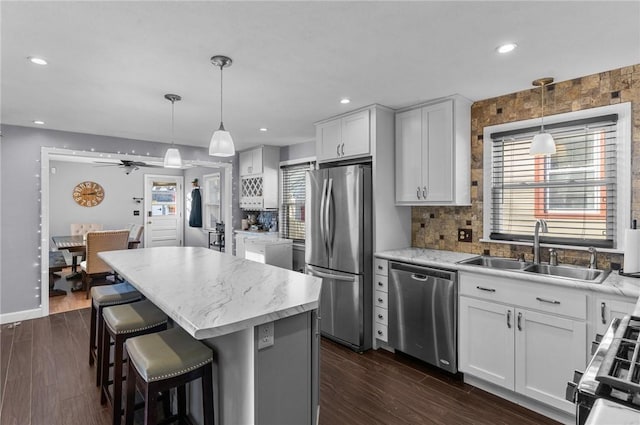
left=601, top=302, right=606, bottom=324
left=377, top=330, right=383, bottom=336
left=507, top=310, right=511, bottom=329
left=378, top=314, right=384, bottom=319
left=378, top=281, right=384, bottom=286
left=377, top=265, right=384, bottom=270
left=377, top=298, right=383, bottom=303
left=517, top=312, right=522, bottom=331
left=536, top=297, right=560, bottom=305
left=476, top=286, right=496, bottom=292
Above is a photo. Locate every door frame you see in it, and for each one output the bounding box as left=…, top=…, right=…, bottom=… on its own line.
left=39, top=147, right=233, bottom=317
left=143, top=174, right=184, bottom=247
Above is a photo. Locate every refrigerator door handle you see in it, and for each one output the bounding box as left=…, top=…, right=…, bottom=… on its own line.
left=326, top=178, right=334, bottom=258
left=320, top=178, right=328, bottom=255
left=307, top=266, right=357, bottom=282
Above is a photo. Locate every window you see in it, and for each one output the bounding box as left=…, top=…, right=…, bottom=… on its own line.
left=280, top=162, right=314, bottom=241
left=484, top=103, right=631, bottom=250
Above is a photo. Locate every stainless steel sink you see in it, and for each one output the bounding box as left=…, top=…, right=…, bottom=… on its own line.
left=459, top=256, right=531, bottom=270
left=523, top=263, right=609, bottom=283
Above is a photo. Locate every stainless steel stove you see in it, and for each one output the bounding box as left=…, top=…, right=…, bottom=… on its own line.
left=567, top=315, right=640, bottom=425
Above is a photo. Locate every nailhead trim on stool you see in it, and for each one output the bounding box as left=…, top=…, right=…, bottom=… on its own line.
left=101, top=299, right=168, bottom=425
left=124, top=327, right=215, bottom=425
left=89, top=282, right=141, bottom=387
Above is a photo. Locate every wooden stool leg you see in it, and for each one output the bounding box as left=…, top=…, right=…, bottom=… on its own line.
left=96, top=306, right=106, bottom=387
left=89, top=303, right=97, bottom=366
left=100, top=325, right=111, bottom=405
left=201, top=363, right=214, bottom=425
left=144, top=382, right=158, bottom=425
left=161, top=390, right=171, bottom=418
left=124, top=354, right=137, bottom=425
left=112, top=334, right=124, bottom=425
left=177, top=385, right=186, bottom=424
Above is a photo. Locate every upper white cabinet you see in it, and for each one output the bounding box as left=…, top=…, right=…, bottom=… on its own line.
left=239, top=148, right=264, bottom=176
left=316, top=109, right=370, bottom=163
left=239, top=146, right=280, bottom=210
left=395, top=95, right=471, bottom=206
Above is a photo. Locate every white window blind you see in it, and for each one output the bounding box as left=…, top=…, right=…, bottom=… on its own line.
left=489, top=114, right=618, bottom=248
left=280, top=162, right=313, bottom=241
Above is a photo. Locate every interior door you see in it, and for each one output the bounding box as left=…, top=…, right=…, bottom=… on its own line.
left=144, top=174, right=184, bottom=247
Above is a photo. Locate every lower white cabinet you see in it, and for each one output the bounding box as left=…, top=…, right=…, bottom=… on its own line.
left=594, top=295, right=637, bottom=335
left=459, top=272, right=587, bottom=414
left=373, top=258, right=389, bottom=343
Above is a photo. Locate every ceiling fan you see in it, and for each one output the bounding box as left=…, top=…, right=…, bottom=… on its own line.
left=93, top=159, right=163, bottom=174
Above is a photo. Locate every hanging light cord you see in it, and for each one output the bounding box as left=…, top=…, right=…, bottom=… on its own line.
left=171, top=98, right=175, bottom=145
left=219, top=64, right=224, bottom=125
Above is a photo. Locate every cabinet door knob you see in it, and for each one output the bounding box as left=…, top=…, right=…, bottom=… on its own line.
left=378, top=281, right=383, bottom=286
left=341, top=143, right=345, bottom=156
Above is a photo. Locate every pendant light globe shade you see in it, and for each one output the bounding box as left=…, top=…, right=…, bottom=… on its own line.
left=530, top=132, right=556, bottom=155
left=164, top=147, right=183, bottom=168
left=209, top=123, right=235, bottom=157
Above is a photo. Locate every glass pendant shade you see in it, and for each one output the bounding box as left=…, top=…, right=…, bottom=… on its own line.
left=163, top=147, right=183, bottom=168
left=209, top=122, right=235, bottom=157
left=529, top=132, right=556, bottom=155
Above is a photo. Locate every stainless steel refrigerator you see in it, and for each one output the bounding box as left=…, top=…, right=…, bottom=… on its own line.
left=305, top=164, right=372, bottom=351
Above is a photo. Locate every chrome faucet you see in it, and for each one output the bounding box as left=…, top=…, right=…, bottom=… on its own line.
left=588, top=247, right=597, bottom=269
left=533, top=219, right=548, bottom=264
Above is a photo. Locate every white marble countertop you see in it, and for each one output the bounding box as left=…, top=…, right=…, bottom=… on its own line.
left=375, top=248, right=640, bottom=300
left=100, top=247, right=322, bottom=339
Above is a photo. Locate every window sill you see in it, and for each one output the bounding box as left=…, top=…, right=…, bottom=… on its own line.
left=478, top=238, right=623, bottom=255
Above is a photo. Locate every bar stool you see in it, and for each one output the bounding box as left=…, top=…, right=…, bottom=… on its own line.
left=101, top=299, right=168, bottom=425
left=89, top=282, right=142, bottom=386
left=124, top=327, right=215, bottom=425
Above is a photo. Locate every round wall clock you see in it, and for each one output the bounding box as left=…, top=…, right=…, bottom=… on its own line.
left=73, top=181, right=105, bottom=207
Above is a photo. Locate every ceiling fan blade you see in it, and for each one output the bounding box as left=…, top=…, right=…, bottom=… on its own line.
left=93, top=161, right=120, bottom=165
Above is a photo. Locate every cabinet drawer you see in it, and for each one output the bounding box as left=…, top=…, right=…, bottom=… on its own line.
left=374, top=290, right=388, bottom=309
left=374, top=275, right=388, bottom=293
left=374, top=258, right=388, bottom=275
left=375, top=306, right=388, bottom=326
left=374, top=322, right=388, bottom=342
left=459, top=272, right=587, bottom=320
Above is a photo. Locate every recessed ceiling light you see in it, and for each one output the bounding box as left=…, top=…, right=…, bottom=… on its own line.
left=259, top=127, right=268, bottom=132
left=340, top=98, right=351, bottom=104
left=33, top=120, right=45, bottom=125
left=496, top=43, right=517, bottom=54
left=28, top=56, right=48, bottom=65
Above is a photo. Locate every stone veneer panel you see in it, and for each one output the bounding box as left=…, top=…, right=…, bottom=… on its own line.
left=412, top=64, right=640, bottom=269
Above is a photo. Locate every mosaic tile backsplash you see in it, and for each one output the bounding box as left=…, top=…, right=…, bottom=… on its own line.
left=412, top=64, right=640, bottom=270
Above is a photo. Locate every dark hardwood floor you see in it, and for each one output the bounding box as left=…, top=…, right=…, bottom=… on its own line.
left=0, top=310, right=560, bottom=425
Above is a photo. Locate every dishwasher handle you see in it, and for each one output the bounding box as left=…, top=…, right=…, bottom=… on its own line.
left=411, top=273, right=428, bottom=281
left=390, top=261, right=456, bottom=282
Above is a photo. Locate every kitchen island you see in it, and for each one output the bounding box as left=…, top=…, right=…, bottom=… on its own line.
left=100, top=246, right=322, bottom=425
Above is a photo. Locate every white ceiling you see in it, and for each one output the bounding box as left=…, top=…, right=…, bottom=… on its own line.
left=2, top=1, right=639, bottom=152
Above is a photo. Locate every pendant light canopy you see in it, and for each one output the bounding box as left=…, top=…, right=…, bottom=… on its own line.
left=163, top=94, right=183, bottom=168
left=529, top=77, right=556, bottom=156
left=209, top=55, right=235, bottom=157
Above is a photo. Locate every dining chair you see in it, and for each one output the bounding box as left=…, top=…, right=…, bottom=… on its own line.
left=69, top=223, right=104, bottom=273
left=127, top=224, right=144, bottom=249
left=80, top=230, right=130, bottom=298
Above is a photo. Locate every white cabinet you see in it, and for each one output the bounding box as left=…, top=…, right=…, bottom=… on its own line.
left=234, top=231, right=280, bottom=258
left=395, top=95, right=471, bottom=206
left=245, top=238, right=293, bottom=270
left=594, top=295, right=636, bottom=335
left=239, top=146, right=280, bottom=210
left=458, top=272, right=587, bottom=414
left=373, top=258, right=389, bottom=343
left=316, top=109, right=370, bottom=163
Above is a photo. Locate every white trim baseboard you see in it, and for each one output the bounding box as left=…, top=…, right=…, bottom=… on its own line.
left=0, top=307, right=43, bottom=325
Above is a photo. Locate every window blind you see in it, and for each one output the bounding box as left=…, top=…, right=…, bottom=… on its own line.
left=489, top=114, right=618, bottom=248
left=280, top=162, right=313, bottom=241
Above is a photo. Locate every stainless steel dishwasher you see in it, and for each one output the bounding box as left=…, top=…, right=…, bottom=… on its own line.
left=388, top=261, right=457, bottom=373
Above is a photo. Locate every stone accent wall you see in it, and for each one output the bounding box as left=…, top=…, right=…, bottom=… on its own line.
left=412, top=64, right=640, bottom=269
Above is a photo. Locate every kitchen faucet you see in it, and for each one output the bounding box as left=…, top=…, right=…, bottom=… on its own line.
left=533, top=219, right=548, bottom=264
left=588, top=247, right=597, bottom=269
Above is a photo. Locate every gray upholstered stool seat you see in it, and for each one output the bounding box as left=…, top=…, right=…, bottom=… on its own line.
left=101, top=299, right=168, bottom=425
left=89, top=282, right=142, bottom=387
left=124, top=327, right=215, bottom=425
left=126, top=327, right=213, bottom=382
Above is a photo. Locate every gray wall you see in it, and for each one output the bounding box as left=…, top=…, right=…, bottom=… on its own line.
left=280, top=140, right=315, bottom=162
left=49, top=160, right=182, bottom=237
left=0, top=125, right=233, bottom=317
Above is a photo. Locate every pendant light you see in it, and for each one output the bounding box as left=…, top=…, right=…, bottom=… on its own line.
left=163, top=94, right=183, bottom=168
left=209, top=55, right=235, bottom=157
left=529, top=77, right=556, bottom=155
